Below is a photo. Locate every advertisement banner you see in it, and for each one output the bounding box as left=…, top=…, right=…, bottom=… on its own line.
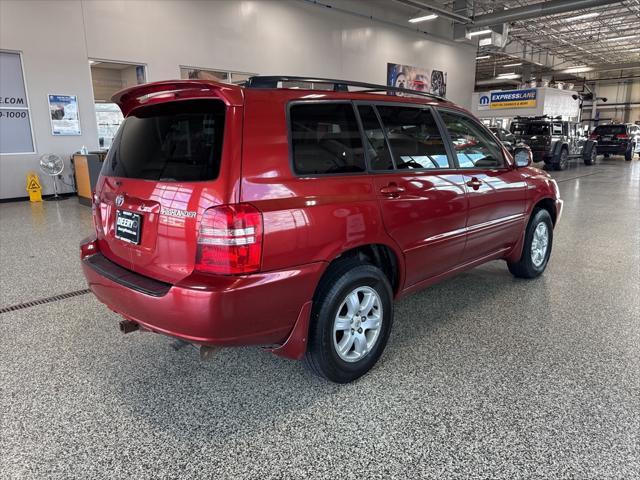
left=387, top=62, right=447, bottom=97
left=48, top=94, right=81, bottom=136
left=489, top=89, right=537, bottom=109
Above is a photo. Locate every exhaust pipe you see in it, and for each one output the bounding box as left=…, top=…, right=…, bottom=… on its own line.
left=119, top=320, right=139, bottom=334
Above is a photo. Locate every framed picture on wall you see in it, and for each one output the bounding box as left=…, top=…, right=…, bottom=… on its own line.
left=387, top=62, right=447, bottom=97
left=48, top=94, right=81, bottom=136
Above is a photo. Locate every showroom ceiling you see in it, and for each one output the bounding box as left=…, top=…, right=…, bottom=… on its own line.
left=471, top=0, right=640, bottom=83
left=392, top=0, right=640, bottom=86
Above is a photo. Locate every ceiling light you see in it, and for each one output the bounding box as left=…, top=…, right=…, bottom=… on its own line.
left=503, top=63, right=523, bottom=67
left=561, top=66, right=594, bottom=74
left=498, top=72, right=517, bottom=76
left=468, top=29, right=493, bottom=37
left=496, top=74, right=521, bottom=80
left=476, top=55, right=491, bottom=60
left=603, top=34, right=638, bottom=42
left=409, top=13, right=438, bottom=23
left=572, top=12, right=600, bottom=21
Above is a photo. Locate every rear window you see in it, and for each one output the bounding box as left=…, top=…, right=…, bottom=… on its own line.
left=290, top=103, right=366, bottom=175
left=593, top=125, right=626, bottom=135
left=510, top=122, right=550, bottom=135
left=102, top=100, right=225, bottom=181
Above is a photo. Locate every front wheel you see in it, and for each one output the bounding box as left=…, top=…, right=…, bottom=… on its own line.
left=304, top=259, right=393, bottom=383
left=508, top=209, right=554, bottom=279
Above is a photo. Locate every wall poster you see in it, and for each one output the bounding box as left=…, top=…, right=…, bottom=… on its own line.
left=0, top=50, right=35, bottom=154
left=48, top=94, right=81, bottom=136
left=387, top=62, right=447, bottom=97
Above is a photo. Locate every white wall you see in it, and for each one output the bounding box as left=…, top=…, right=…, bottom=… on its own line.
left=0, top=0, right=477, bottom=200
left=585, top=80, right=640, bottom=126
left=0, top=0, right=98, bottom=199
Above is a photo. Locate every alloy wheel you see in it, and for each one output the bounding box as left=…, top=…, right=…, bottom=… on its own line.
left=531, top=222, right=549, bottom=267
left=333, top=286, right=382, bottom=363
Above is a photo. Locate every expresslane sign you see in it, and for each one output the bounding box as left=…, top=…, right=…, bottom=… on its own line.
left=490, top=89, right=537, bottom=109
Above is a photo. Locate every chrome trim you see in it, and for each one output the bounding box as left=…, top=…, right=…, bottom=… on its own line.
left=413, top=213, right=526, bottom=249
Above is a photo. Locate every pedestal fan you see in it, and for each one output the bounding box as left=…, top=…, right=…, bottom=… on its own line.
left=39, top=153, right=67, bottom=201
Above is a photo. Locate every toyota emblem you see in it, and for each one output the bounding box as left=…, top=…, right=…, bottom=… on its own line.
left=115, top=194, right=124, bottom=207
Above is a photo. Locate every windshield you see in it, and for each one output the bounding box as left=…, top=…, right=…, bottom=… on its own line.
left=102, top=100, right=225, bottom=181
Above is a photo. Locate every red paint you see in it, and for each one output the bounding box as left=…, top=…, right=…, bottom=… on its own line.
left=81, top=79, right=561, bottom=359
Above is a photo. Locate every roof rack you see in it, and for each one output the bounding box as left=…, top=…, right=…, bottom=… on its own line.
left=245, top=75, right=446, bottom=102
left=513, top=115, right=563, bottom=121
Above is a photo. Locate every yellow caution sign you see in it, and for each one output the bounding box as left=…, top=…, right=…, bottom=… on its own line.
left=26, top=171, right=42, bottom=202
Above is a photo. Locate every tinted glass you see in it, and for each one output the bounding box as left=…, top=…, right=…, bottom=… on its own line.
left=439, top=111, right=504, bottom=168
left=103, top=100, right=225, bottom=181
left=357, top=105, right=394, bottom=170
left=510, top=121, right=550, bottom=136
left=376, top=105, right=450, bottom=169
left=290, top=103, right=366, bottom=174
left=593, top=125, right=626, bottom=135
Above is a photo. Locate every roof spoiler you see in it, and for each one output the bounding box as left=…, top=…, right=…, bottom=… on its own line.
left=112, top=80, right=244, bottom=116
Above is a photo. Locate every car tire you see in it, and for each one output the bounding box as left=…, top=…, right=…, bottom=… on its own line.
left=554, top=147, right=569, bottom=170
left=583, top=146, right=596, bottom=165
left=303, top=259, right=393, bottom=383
left=625, top=146, right=633, bottom=161
left=507, top=209, right=554, bottom=279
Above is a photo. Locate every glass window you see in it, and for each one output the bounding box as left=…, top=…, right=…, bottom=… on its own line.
left=376, top=105, right=451, bottom=169
left=439, top=110, right=505, bottom=169
left=290, top=103, right=366, bottom=175
left=357, top=105, right=394, bottom=171
left=593, top=125, right=626, bottom=135
left=102, top=99, right=225, bottom=182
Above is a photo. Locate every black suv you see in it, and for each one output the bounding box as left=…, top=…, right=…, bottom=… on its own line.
left=589, top=123, right=640, bottom=161
left=510, top=116, right=596, bottom=170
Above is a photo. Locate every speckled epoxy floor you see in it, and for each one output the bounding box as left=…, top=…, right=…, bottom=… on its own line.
left=1, top=158, right=639, bottom=479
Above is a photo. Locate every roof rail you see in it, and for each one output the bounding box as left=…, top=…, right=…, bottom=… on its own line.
left=245, top=75, right=446, bottom=101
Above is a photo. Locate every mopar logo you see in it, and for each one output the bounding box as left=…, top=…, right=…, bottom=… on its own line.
left=479, top=95, right=490, bottom=105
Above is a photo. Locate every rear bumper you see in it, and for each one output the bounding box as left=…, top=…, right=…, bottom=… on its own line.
left=597, top=143, right=628, bottom=154
left=81, top=250, right=324, bottom=347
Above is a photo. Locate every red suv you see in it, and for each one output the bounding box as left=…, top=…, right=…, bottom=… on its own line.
left=80, top=76, right=562, bottom=383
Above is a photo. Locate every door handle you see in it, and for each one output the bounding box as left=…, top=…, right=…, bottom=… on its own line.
left=380, top=183, right=405, bottom=198
left=466, top=177, right=482, bottom=190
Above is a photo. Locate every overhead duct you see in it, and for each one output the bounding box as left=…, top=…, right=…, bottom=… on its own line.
left=472, top=0, right=622, bottom=28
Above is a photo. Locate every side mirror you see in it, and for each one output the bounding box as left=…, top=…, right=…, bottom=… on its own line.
left=514, top=147, right=532, bottom=167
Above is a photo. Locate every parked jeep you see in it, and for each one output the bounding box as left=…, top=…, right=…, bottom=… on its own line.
left=510, top=116, right=596, bottom=169
left=80, top=76, right=562, bottom=383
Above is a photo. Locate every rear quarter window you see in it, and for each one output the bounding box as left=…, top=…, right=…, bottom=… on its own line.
left=102, top=99, right=225, bottom=182
left=289, top=103, right=366, bottom=175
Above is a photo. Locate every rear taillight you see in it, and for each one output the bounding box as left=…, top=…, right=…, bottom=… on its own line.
left=616, top=134, right=629, bottom=139
left=195, top=203, right=263, bottom=275
left=589, top=134, right=599, bottom=140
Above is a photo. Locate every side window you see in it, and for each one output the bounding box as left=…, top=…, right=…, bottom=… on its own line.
left=290, top=103, right=366, bottom=175
left=439, top=110, right=505, bottom=169
left=552, top=123, right=563, bottom=135
left=357, top=105, right=394, bottom=171
left=376, top=105, right=451, bottom=169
